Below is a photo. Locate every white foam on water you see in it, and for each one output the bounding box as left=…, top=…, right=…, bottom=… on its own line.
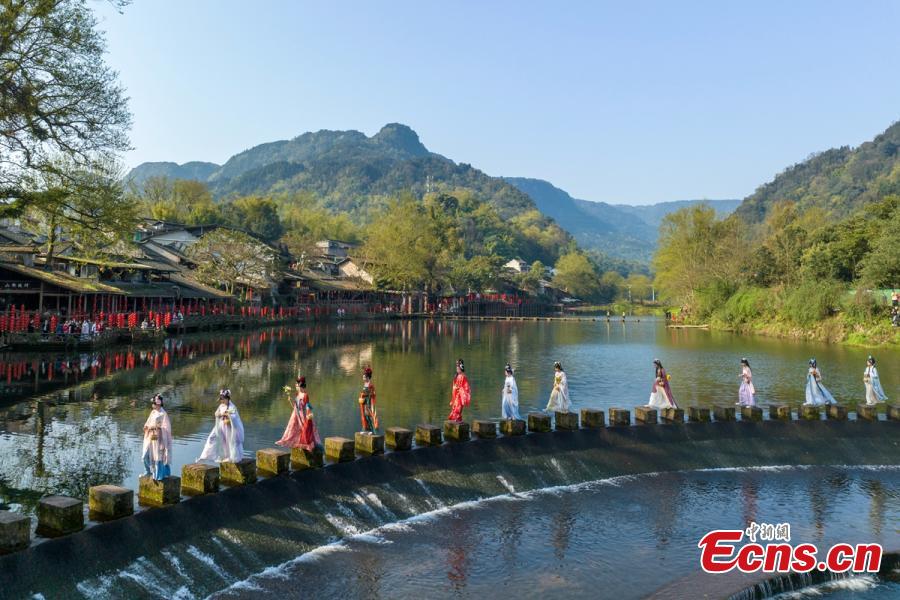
left=172, top=586, right=197, bottom=600
left=31, top=594, right=45, bottom=599
left=161, top=549, right=190, bottom=581
left=352, top=533, right=391, bottom=545
left=771, top=574, right=879, bottom=599
left=352, top=491, right=385, bottom=522
left=414, top=478, right=445, bottom=509
left=322, top=512, right=361, bottom=536
left=186, top=545, right=235, bottom=583
left=694, top=464, right=900, bottom=475
left=496, top=475, right=517, bottom=495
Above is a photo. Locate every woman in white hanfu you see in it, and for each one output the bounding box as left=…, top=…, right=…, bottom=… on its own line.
left=804, top=359, right=836, bottom=406
left=142, top=394, right=173, bottom=480
left=648, top=359, right=675, bottom=409
left=501, top=364, right=521, bottom=420
left=864, top=355, right=888, bottom=406
left=198, top=389, right=244, bottom=463
left=546, top=361, right=571, bottom=412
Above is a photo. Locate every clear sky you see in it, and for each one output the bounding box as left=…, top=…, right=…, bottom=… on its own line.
left=95, top=0, right=900, bottom=205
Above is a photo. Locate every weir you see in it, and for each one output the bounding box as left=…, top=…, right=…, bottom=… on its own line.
left=0, top=415, right=896, bottom=598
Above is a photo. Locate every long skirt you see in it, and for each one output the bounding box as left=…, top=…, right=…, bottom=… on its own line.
left=738, top=382, right=755, bottom=406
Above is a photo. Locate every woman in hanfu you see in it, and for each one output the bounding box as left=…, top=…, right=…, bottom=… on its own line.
left=142, top=394, right=173, bottom=480
left=864, top=356, right=888, bottom=406
left=737, top=358, right=756, bottom=406
left=448, top=359, right=471, bottom=422
left=546, top=361, right=571, bottom=412
left=276, top=377, right=322, bottom=451
left=501, top=364, right=521, bottom=420
left=198, top=389, right=245, bottom=462
left=804, top=359, right=837, bottom=406
left=358, top=366, right=379, bottom=434
left=648, top=359, right=677, bottom=409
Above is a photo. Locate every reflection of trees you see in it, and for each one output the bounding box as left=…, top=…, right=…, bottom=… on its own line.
left=551, top=496, right=576, bottom=561
left=861, top=479, right=886, bottom=537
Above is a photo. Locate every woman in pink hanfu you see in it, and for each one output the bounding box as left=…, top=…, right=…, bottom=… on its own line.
left=276, top=376, right=322, bottom=451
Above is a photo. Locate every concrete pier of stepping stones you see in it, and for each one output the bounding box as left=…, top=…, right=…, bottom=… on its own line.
left=688, top=406, right=710, bottom=422
left=554, top=411, right=579, bottom=431
left=0, top=511, right=30, bottom=554
left=661, top=408, right=684, bottom=423
left=386, top=427, right=413, bottom=450
left=415, top=424, right=442, bottom=446
left=355, top=432, right=385, bottom=455
left=713, top=405, right=736, bottom=422
left=36, top=496, right=83, bottom=537
left=325, top=437, right=355, bottom=463
left=181, top=463, right=220, bottom=496
left=220, top=458, right=257, bottom=486
left=608, top=408, right=630, bottom=426
left=740, top=406, right=762, bottom=422
left=888, top=404, right=900, bottom=421
left=580, top=409, right=605, bottom=429
left=527, top=412, right=551, bottom=432
left=443, top=421, right=470, bottom=442
left=769, top=404, right=791, bottom=421
left=635, top=406, right=657, bottom=424
left=256, top=448, right=290, bottom=476
left=291, top=447, right=324, bottom=470
left=799, top=405, right=821, bottom=421
left=138, top=475, right=181, bottom=506
left=857, top=404, right=878, bottom=421
left=499, top=419, right=526, bottom=436
left=827, top=404, right=848, bottom=420
left=472, top=420, right=497, bottom=439
left=88, top=485, right=133, bottom=521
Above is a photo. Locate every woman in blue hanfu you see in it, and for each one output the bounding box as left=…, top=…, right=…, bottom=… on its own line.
left=198, top=389, right=245, bottom=462
left=501, top=364, right=521, bottom=420
left=142, top=394, right=173, bottom=480
left=864, top=355, right=888, bottom=406
left=804, top=359, right=837, bottom=406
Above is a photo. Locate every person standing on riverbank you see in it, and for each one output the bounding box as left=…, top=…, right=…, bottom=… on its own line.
left=864, top=356, right=888, bottom=406
left=501, top=364, right=521, bottom=420
left=142, top=394, right=172, bottom=480
left=358, top=366, right=379, bottom=434
left=648, top=359, right=677, bottom=409
left=276, top=377, right=322, bottom=451
left=448, top=359, right=471, bottom=422
left=546, top=361, right=571, bottom=412
left=198, top=389, right=245, bottom=462
left=804, top=359, right=836, bottom=406
left=738, top=358, right=756, bottom=406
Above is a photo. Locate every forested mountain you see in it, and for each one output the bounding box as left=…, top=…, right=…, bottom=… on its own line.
left=735, top=120, right=900, bottom=223
left=128, top=161, right=220, bottom=183
left=612, top=199, right=740, bottom=230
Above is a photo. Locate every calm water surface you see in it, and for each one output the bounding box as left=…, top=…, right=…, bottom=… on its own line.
left=0, top=318, right=897, bottom=514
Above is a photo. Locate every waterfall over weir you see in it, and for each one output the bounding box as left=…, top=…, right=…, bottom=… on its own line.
left=1, top=420, right=898, bottom=599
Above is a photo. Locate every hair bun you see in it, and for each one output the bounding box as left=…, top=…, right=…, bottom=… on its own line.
left=297, top=376, right=306, bottom=386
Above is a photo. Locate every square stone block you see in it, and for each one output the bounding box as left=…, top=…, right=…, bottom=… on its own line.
left=661, top=408, right=684, bottom=423
left=36, top=496, right=83, bottom=537
left=355, top=432, right=385, bottom=455
left=291, top=447, right=324, bottom=470
left=138, top=475, right=181, bottom=506
left=857, top=404, right=878, bottom=421
left=635, top=406, right=657, bottom=424
left=740, top=406, right=763, bottom=422
left=500, top=419, right=526, bottom=436
left=555, top=411, right=579, bottom=431
left=827, top=404, right=848, bottom=420
left=769, top=404, right=791, bottom=421
left=220, top=458, right=258, bottom=485
left=444, top=420, right=470, bottom=442
left=415, top=424, right=442, bottom=446
left=0, top=510, right=30, bottom=554
left=887, top=404, right=900, bottom=421
left=472, top=420, right=497, bottom=438
left=713, top=405, right=736, bottom=422
left=385, top=427, right=413, bottom=451
left=799, top=405, right=821, bottom=421
left=257, top=448, right=290, bottom=475
left=88, top=485, right=133, bottom=521
left=527, top=412, right=551, bottom=432
left=181, top=463, right=220, bottom=496
left=608, top=408, right=631, bottom=427
left=688, top=406, right=710, bottom=422
left=325, top=437, right=355, bottom=463
left=580, top=409, right=605, bottom=429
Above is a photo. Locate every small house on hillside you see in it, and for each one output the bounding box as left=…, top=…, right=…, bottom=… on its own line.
left=504, top=258, right=529, bottom=273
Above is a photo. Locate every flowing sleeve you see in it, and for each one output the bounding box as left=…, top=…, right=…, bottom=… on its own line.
left=462, top=376, right=471, bottom=406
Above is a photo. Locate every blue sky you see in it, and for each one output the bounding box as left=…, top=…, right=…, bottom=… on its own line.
left=96, top=0, right=900, bottom=205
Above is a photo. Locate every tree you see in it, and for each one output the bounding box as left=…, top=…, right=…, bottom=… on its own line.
left=225, top=195, right=283, bottom=240
left=515, top=260, right=545, bottom=295
left=625, top=273, right=653, bottom=302
left=553, top=252, right=600, bottom=301
left=187, top=229, right=279, bottom=295
left=1, top=0, right=131, bottom=215
left=858, top=207, right=900, bottom=288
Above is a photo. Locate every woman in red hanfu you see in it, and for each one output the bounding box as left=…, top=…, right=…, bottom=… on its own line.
left=358, top=366, right=379, bottom=434
left=276, top=376, right=322, bottom=451
left=448, top=358, right=471, bottom=422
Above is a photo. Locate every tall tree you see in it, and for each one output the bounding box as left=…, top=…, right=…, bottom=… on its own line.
left=553, top=252, right=600, bottom=300
left=186, top=229, right=279, bottom=295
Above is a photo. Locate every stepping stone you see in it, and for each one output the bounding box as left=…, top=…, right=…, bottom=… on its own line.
left=769, top=404, right=791, bottom=421
left=635, top=406, right=657, bottom=424
left=385, top=427, right=413, bottom=451
left=291, top=447, right=324, bottom=470
left=220, top=458, right=257, bottom=485
left=0, top=511, right=30, bottom=554
left=256, top=448, right=290, bottom=475
left=608, top=408, right=631, bottom=427
left=355, top=432, right=385, bottom=455
left=661, top=408, right=684, bottom=423
left=36, top=496, right=83, bottom=537
left=443, top=420, right=470, bottom=442
left=554, top=411, right=579, bottom=431
left=325, top=437, right=355, bottom=463
left=472, top=420, right=497, bottom=439
left=181, top=463, right=220, bottom=496
left=856, top=404, right=878, bottom=421
left=138, top=475, right=181, bottom=506
left=527, top=412, right=551, bottom=432
left=887, top=404, right=900, bottom=421
left=799, top=405, right=821, bottom=421
left=688, top=406, right=710, bottom=422
left=713, top=405, right=736, bottom=422
left=580, top=409, right=605, bottom=428
left=499, top=419, right=526, bottom=436
left=415, top=424, right=442, bottom=446
left=88, top=485, right=133, bottom=521
left=740, top=406, right=762, bottom=422
left=827, top=404, right=848, bottom=420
